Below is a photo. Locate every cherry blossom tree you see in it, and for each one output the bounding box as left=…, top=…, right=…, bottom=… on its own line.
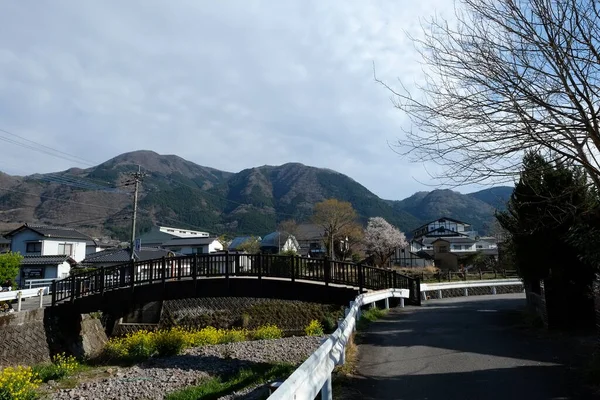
left=364, top=217, right=407, bottom=268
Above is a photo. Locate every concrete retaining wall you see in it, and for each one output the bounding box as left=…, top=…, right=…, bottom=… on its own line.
left=0, top=309, right=51, bottom=368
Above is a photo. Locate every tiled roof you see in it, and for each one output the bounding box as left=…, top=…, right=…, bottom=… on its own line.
left=82, top=247, right=175, bottom=264
left=162, top=237, right=219, bottom=247
left=6, top=224, right=91, bottom=240
left=229, top=236, right=259, bottom=250
left=21, top=255, right=75, bottom=265
left=295, top=224, right=325, bottom=240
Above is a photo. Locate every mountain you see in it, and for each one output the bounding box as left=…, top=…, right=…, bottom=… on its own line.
left=390, top=187, right=513, bottom=235
left=467, top=187, right=513, bottom=211
left=0, top=150, right=512, bottom=239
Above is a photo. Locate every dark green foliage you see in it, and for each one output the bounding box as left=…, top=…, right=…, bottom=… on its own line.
left=496, top=152, right=597, bottom=330
left=0, top=252, right=22, bottom=283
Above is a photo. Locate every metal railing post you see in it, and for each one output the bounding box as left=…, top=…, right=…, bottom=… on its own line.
left=130, top=260, right=135, bottom=289
left=100, top=266, right=106, bottom=296
left=321, top=374, right=333, bottom=400
left=51, top=280, right=57, bottom=306
left=70, top=275, right=76, bottom=303
left=290, top=255, right=295, bottom=283
left=416, top=277, right=422, bottom=306
left=324, top=257, right=330, bottom=287
left=17, top=291, right=22, bottom=312
left=161, top=257, right=167, bottom=285
left=358, top=264, right=364, bottom=293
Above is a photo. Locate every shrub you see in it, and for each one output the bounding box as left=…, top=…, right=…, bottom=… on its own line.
left=188, top=326, right=223, bottom=346
left=124, top=330, right=156, bottom=361
left=320, top=314, right=337, bottom=333
left=153, top=329, right=187, bottom=357
left=33, top=353, right=79, bottom=382
left=0, top=366, right=41, bottom=400
left=219, top=328, right=248, bottom=344
left=252, top=325, right=283, bottom=340
left=304, top=320, right=324, bottom=336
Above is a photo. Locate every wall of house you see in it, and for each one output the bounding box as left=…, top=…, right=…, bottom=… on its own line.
left=10, top=230, right=43, bottom=254
left=57, top=261, right=71, bottom=278
left=282, top=238, right=298, bottom=252
left=450, top=243, right=477, bottom=252
left=43, top=239, right=87, bottom=262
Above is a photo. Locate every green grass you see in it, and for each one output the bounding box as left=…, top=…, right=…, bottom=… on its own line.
left=356, top=308, right=388, bottom=331
left=165, top=363, right=296, bottom=400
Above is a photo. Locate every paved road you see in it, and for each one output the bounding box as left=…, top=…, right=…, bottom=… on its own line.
left=345, top=294, right=593, bottom=400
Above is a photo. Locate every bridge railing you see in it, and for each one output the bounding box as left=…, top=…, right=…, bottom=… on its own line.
left=420, top=278, right=523, bottom=300
left=51, top=253, right=421, bottom=306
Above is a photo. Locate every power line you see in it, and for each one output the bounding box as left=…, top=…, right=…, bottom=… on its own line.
left=0, top=127, right=97, bottom=167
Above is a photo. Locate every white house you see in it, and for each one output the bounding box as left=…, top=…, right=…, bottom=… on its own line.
left=137, top=226, right=211, bottom=247
left=260, top=232, right=300, bottom=254
left=6, top=224, right=90, bottom=262
left=161, top=237, right=223, bottom=255
left=5, top=224, right=91, bottom=283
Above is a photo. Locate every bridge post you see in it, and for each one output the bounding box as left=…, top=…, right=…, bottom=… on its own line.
left=192, top=255, right=198, bottom=283
left=70, top=275, right=76, bottom=303
left=290, top=255, right=295, bottom=283
left=416, top=277, right=422, bottom=306
left=130, top=260, right=135, bottom=289
left=149, top=260, right=154, bottom=284
left=161, top=257, right=167, bottom=286
left=393, top=272, right=397, bottom=289
left=324, top=257, right=331, bottom=287
left=358, top=264, right=364, bottom=293
left=225, top=251, right=230, bottom=287
left=100, top=266, right=105, bottom=296
left=51, top=280, right=57, bottom=307
left=384, top=297, right=389, bottom=309
left=257, top=254, right=262, bottom=280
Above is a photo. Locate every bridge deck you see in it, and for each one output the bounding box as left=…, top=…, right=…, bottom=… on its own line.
left=343, top=294, right=591, bottom=399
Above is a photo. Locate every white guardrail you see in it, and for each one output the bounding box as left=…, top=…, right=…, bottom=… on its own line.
left=268, top=288, right=410, bottom=400
left=420, top=278, right=523, bottom=300
left=24, top=278, right=57, bottom=293
left=0, top=287, right=48, bottom=312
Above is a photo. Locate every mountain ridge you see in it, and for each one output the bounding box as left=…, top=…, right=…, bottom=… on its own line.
left=0, top=150, right=512, bottom=239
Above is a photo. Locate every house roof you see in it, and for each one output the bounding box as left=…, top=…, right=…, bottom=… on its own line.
left=412, top=217, right=472, bottom=234
left=82, top=247, right=176, bottom=264
left=229, top=236, right=260, bottom=250
left=295, top=224, right=325, bottom=241
left=161, top=237, right=220, bottom=247
left=432, top=237, right=477, bottom=244
left=5, top=224, right=91, bottom=241
left=261, top=232, right=299, bottom=248
left=137, top=227, right=178, bottom=245
left=21, top=255, right=76, bottom=266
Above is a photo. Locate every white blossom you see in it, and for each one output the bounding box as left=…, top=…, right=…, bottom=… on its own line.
left=364, top=217, right=407, bottom=267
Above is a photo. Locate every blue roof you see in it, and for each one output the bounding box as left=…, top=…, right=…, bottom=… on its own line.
left=229, top=236, right=259, bottom=250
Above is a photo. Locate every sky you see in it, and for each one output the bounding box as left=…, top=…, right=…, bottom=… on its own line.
left=0, top=0, right=490, bottom=200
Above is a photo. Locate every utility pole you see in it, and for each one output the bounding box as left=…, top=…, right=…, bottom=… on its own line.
left=128, top=165, right=145, bottom=260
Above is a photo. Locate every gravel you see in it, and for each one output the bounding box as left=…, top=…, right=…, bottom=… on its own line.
left=47, top=336, right=324, bottom=400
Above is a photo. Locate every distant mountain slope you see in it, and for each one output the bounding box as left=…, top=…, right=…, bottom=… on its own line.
left=0, top=150, right=511, bottom=239
left=390, top=188, right=510, bottom=234
left=468, top=186, right=513, bottom=211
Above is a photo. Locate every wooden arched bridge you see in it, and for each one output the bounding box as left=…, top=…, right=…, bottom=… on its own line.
left=51, top=253, right=421, bottom=314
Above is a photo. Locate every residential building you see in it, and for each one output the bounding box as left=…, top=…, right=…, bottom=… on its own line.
left=411, top=217, right=476, bottom=241
left=137, top=226, right=210, bottom=247
left=86, top=238, right=121, bottom=255
left=79, top=247, right=176, bottom=269
left=20, top=255, right=77, bottom=281
left=260, top=232, right=300, bottom=254
left=228, top=236, right=261, bottom=252
left=295, top=224, right=326, bottom=257
left=0, top=237, right=10, bottom=253
left=5, top=224, right=90, bottom=262
left=161, top=237, right=223, bottom=255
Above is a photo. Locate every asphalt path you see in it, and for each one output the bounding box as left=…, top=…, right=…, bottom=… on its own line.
left=345, top=294, right=594, bottom=400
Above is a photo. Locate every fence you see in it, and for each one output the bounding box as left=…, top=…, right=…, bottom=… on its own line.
left=0, top=288, right=48, bottom=312
left=51, top=254, right=421, bottom=307
left=420, top=279, right=524, bottom=300
left=24, top=278, right=56, bottom=294
left=398, top=269, right=519, bottom=283
left=268, top=288, right=410, bottom=400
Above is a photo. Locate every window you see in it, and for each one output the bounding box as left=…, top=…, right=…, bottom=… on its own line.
left=58, top=243, right=73, bottom=256
left=193, top=247, right=205, bottom=254
left=477, top=245, right=484, bottom=249
left=26, top=242, right=42, bottom=253
left=454, top=245, right=462, bottom=250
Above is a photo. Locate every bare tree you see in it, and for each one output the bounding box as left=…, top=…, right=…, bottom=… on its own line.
left=381, top=0, right=600, bottom=188
left=312, top=199, right=358, bottom=259
left=277, top=219, right=299, bottom=238
left=364, top=217, right=408, bottom=268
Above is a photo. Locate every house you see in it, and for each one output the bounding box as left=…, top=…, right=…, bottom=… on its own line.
left=393, top=247, right=435, bottom=268
left=228, top=236, right=261, bottom=252
left=86, top=238, right=121, bottom=255
left=295, top=224, right=326, bottom=257
left=411, top=217, right=476, bottom=241
left=5, top=224, right=91, bottom=263
left=20, top=255, right=77, bottom=281
left=79, top=247, right=177, bottom=269
left=137, top=226, right=210, bottom=248
left=260, top=232, right=300, bottom=254
left=0, top=237, right=10, bottom=253
left=161, top=237, right=223, bottom=255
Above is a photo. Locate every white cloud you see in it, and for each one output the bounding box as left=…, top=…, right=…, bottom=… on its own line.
left=0, top=0, right=477, bottom=200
